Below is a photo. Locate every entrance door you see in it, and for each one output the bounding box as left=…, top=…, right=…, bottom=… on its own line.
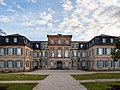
left=57, top=61, right=63, bottom=69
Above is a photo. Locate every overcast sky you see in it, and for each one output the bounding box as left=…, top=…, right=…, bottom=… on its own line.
left=0, top=0, right=120, bottom=41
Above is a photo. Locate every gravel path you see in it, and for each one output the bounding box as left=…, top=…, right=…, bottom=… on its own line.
left=33, top=73, right=87, bottom=90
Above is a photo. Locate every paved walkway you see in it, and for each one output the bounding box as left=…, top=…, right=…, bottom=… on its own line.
left=1, top=70, right=120, bottom=90
left=33, top=73, right=87, bottom=90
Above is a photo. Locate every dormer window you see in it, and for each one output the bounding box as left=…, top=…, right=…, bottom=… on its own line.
left=5, top=38, right=9, bottom=42
left=36, top=44, right=39, bottom=48
left=102, top=38, right=106, bottom=43
left=14, top=37, right=17, bottom=42
left=51, top=40, right=54, bottom=44
left=58, top=40, right=61, bottom=44
left=81, top=44, right=83, bottom=48
left=110, top=38, right=114, bottom=43
left=66, top=40, right=69, bottom=45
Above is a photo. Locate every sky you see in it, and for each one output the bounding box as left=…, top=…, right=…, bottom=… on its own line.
left=0, top=0, right=120, bottom=41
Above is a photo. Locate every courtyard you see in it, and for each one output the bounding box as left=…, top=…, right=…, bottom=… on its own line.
left=1, top=70, right=120, bottom=90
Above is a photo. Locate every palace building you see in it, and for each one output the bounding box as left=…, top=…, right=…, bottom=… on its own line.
left=0, top=34, right=119, bottom=72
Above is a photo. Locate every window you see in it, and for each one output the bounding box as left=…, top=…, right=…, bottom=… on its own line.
left=17, top=48, right=22, bottom=55
left=66, top=40, right=69, bottom=45
left=72, top=44, right=76, bottom=48
left=33, top=52, right=38, bottom=57
left=78, top=52, right=80, bottom=57
left=51, top=40, right=54, bottom=44
left=5, top=38, right=9, bottom=42
left=42, top=61, right=45, bottom=66
left=80, top=44, right=83, bottom=48
left=14, top=38, right=17, bottom=42
left=50, top=50, right=54, bottom=57
left=110, top=38, right=114, bottom=43
left=8, top=61, right=14, bottom=68
left=42, top=51, right=45, bottom=57
left=8, top=48, right=14, bottom=55
left=0, top=48, right=6, bottom=55
left=102, top=38, right=106, bottom=43
left=72, top=50, right=77, bottom=57
left=82, top=61, right=86, bottom=66
left=16, top=60, right=22, bottom=68
left=65, top=50, right=69, bottom=57
left=0, top=60, right=5, bottom=68
left=115, top=61, right=119, bottom=67
left=105, top=61, right=112, bottom=67
left=33, top=61, right=38, bottom=67
left=26, top=60, right=29, bottom=67
left=36, top=44, right=39, bottom=48
left=50, top=62, right=54, bottom=67
left=97, top=48, right=103, bottom=55
left=73, top=60, right=77, bottom=66
left=45, top=51, right=47, bottom=57
left=97, top=61, right=103, bottom=67
left=58, top=50, right=62, bottom=57
left=26, top=49, right=29, bottom=56
left=91, top=49, right=94, bottom=55
left=58, top=40, right=62, bottom=44
left=81, top=52, right=85, bottom=57
left=106, top=48, right=112, bottom=55
left=65, top=62, right=69, bottom=67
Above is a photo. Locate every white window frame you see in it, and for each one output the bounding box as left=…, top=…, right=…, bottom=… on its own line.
left=65, top=62, right=69, bottom=67
left=8, top=61, right=13, bottom=68
left=0, top=60, right=4, bottom=68
left=16, top=60, right=21, bottom=68
left=5, top=38, right=9, bottom=43
left=50, top=50, right=54, bottom=57
left=8, top=48, right=14, bottom=55
left=0, top=48, right=5, bottom=55
left=66, top=40, right=69, bottom=45
left=17, top=48, right=22, bottom=55
left=110, top=38, right=114, bottom=43
left=102, top=38, right=106, bottom=43
left=98, top=48, right=103, bottom=55
left=14, top=38, right=17, bottom=43
left=50, top=62, right=54, bottom=67
left=106, top=48, right=112, bottom=55
left=58, top=50, right=62, bottom=57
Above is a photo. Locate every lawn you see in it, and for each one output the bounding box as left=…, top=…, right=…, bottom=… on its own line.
left=81, top=82, right=120, bottom=90
left=0, top=74, right=48, bottom=81
left=0, top=83, right=38, bottom=90
left=71, top=73, right=120, bottom=80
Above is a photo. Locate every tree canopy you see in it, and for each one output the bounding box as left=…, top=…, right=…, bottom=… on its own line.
left=111, top=36, right=120, bottom=61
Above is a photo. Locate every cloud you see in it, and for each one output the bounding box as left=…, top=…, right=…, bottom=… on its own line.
left=0, top=15, right=13, bottom=23
left=58, top=0, right=120, bottom=40
left=27, top=0, right=37, bottom=3
left=0, top=0, right=7, bottom=6
left=62, top=0, right=73, bottom=11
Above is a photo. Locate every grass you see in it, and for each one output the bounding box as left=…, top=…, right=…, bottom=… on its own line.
left=71, top=73, right=120, bottom=80
left=0, top=83, right=38, bottom=90
left=81, top=82, right=120, bottom=90
left=0, top=74, right=48, bottom=81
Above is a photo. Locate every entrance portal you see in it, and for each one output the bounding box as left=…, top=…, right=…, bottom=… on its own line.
left=57, top=61, right=63, bottom=69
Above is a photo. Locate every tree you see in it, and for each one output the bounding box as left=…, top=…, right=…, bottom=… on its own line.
left=0, top=29, right=6, bottom=36
left=111, top=36, right=120, bottom=69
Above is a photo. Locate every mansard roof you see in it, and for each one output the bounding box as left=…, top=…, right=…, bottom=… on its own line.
left=6, top=34, right=24, bottom=37
left=96, top=34, right=117, bottom=38
left=47, top=34, right=72, bottom=37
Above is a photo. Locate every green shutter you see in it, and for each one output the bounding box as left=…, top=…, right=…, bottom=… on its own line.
left=97, top=48, right=99, bottom=55
left=21, top=61, right=23, bottom=67
left=4, top=61, right=6, bottom=68
left=12, top=61, right=14, bottom=68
